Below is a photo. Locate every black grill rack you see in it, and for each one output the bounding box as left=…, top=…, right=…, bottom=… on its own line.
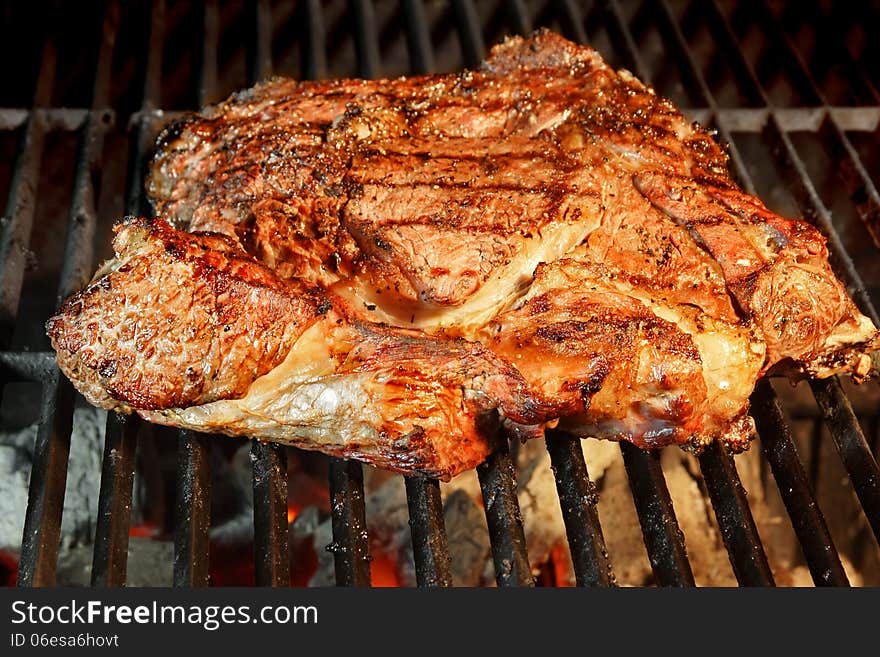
left=3, top=0, right=880, bottom=588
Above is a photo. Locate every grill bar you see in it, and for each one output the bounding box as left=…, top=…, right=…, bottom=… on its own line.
left=115, top=83, right=156, bottom=586
left=555, top=0, right=588, bottom=46
left=546, top=430, right=615, bottom=587
left=750, top=380, right=849, bottom=586
left=328, top=458, right=372, bottom=586
left=17, top=368, right=74, bottom=587
left=620, top=442, right=695, bottom=587
left=0, top=111, right=46, bottom=350
left=698, top=443, right=775, bottom=586
left=249, top=433, right=291, bottom=584
left=809, top=377, right=880, bottom=545
left=55, top=0, right=115, bottom=303
left=251, top=442, right=290, bottom=587
left=16, top=8, right=120, bottom=586
left=55, top=106, right=109, bottom=302
left=173, top=431, right=212, bottom=587
left=404, top=476, right=452, bottom=587
left=74, top=3, right=127, bottom=587
left=757, top=0, right=880, bottom=233
left=199, top=0, right=220, bottom=106
left=504, top=0, right=532, bottom=35
left=452, top=0, right=486, bottom=67
left=352, top=0, right=381, bottom=79
left=302, top=0, right=327, bottom=80
left=91, top=413, right=139, bottom=587
left=477, top=439, right=534, bottom=587
left=0, top=31, right=55, bottom=342
left=249, top=0, right=273, bottom=82
left=402, top=0, right=435, bottom=74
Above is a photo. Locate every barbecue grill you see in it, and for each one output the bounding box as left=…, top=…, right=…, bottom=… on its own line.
left=3, top=0, right=880, bottom=588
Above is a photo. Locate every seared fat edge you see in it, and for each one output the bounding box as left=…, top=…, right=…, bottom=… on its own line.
left=47, top=217, right=324, bottom=412
left=47, top=219, right=544, bottom=480
left=144, top=307, right=544, bottom=480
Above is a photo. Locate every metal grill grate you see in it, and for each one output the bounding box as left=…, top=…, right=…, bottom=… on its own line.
left=3, top=0, right=880, bottom=588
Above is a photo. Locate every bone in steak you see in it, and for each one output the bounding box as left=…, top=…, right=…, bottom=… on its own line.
left=47, top=31, right=879, bottom=479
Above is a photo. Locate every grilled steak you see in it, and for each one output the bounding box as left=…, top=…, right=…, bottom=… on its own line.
left=47, top=31, right=879, bottom=478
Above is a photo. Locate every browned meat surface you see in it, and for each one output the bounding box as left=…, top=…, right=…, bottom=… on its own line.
left=486, top=254, right=760, bottom=451
left=48, top=218, right=543, bottom=478
left=47, top=218, right=327, bottom=412
left=48, top=30, right=879, bottom=477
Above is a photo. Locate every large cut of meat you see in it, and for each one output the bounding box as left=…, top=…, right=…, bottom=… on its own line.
left=47, top=31, right=879, bottom=479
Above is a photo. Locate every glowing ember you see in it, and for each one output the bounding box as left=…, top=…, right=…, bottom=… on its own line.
left=370, top=551, right=400, bottom=587
left=535, top=542, right=575, bottom=586
left=0, top=550, right=18, bottom=587
left=129, top=523, right=161, bottom=539
left=549, top=542, right=574, bottom=587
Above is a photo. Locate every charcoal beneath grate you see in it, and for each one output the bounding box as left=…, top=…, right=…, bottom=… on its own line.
left=0, top=404, right=107, bottom=555
left=299, top=476, right=494, bottom=587
left=55, top=537, right=173, bottom=587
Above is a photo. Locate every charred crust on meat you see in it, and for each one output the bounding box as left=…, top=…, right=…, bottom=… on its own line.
left=164, top=241, right=184, bottom=258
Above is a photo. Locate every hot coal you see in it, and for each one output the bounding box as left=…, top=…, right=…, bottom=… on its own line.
left=0, top=404, right=107, bottom=556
